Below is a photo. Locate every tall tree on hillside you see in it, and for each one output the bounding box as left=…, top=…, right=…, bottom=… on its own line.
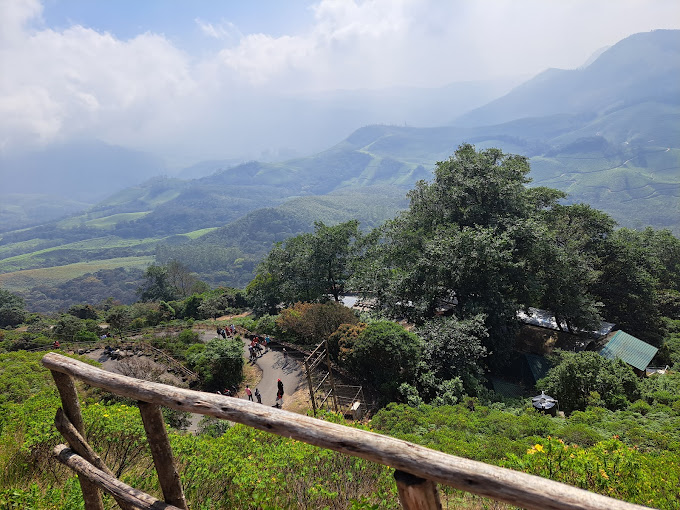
left=593, top=228, right=671, bottom=345
left=0, top=289, right=27, bottom=328
left=247, top=220, right=360, bottom=312
left=137, top=264, right=177, bottom=302
left=535, top=204, right=616, bottom=333
left=354, top=144, right=546, bottom=361
left=166, top=260, right=208, bottom=298
left=311, top=220, right=360, bottom=301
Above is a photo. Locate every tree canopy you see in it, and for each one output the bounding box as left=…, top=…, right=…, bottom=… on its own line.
left=0, top=289, right=27, bottom=328
left=352, top=144, right=548, bottom=362
left=247, top=220, right=360, bottom=312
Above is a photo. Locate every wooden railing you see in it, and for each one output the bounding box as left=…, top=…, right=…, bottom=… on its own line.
left=42, top=352, right=650, bottom=510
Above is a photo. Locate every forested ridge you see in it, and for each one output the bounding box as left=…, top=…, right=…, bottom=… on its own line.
left=1, top=145, right=679, bottom=509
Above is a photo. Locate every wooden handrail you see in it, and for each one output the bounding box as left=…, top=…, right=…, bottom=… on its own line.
left=42, top=353, right=649, bottom=510
left=54, top=445, right=183, bottom=510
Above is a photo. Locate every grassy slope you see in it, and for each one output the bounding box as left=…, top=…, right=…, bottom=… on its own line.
left=0, top=256, right=154, bottom=293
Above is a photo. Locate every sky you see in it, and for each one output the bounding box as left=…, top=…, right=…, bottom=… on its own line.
left=1, top=0, right=679, bottom=166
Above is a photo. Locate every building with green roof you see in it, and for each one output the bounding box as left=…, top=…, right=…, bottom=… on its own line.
left=599, top=330, right=658, bottom=374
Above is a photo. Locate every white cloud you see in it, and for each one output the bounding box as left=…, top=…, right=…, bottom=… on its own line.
left=0, top=5, right=196, bottom=153
left=195, top=18, right=241, bottom=41
left=0, top=0, right=678, bottom=161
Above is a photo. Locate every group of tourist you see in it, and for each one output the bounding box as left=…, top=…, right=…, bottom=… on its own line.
left=215, top=327, right=285, bottom=408
left=216, top=324, right=236, bottom=339
left=247, top=335, right=271, bottom=361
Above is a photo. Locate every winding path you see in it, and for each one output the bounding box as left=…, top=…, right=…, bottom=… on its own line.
left=199, top=330, right=305, bottom=408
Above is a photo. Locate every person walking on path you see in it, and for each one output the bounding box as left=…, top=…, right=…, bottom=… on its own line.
left=283, top=347, right=288, bottom=366
left=255, top=388, right=262, bottom=403
left=246, top=385, right=253, bottom=401
left=277, top=379, right=284, bottom=398
left=265, top=335, right=271, bottom=353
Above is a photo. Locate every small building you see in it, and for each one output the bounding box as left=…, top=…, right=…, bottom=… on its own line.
left=598, top=330, right=658, bottom=376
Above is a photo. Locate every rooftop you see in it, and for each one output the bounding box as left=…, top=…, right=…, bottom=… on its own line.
left=599, top=330, right=658, bottom=371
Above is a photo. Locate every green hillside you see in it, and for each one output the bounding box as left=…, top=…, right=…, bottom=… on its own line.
left=0, top=186, right=408, bottom=310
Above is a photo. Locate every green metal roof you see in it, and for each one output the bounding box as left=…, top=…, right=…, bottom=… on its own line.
left=600, top=331, right=658, bottom=371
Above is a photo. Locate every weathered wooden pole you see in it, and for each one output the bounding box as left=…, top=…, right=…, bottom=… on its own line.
left=324, top=338, right=339, bottom=411
left=54, top=409, right=136, bottom=510
left=394, top=470, right=443, bottom=510
left=138, top=402, right=188, bottom=509
left=50, top=370, right=104, bottom=510
left=54, top=445, right=183, bottom=510
left=304, top=358, right=318, bottom=416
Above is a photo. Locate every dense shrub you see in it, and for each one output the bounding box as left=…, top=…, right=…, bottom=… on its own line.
left=537, top=351, right=640, bottom=413
left=188, top=337, right=244, bottom=391
left=344, top=321, right=421, bottom=401
left=276, top=302, right=358, bottom=346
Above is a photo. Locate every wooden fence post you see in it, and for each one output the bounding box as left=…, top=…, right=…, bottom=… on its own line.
left=54, top=409, right=136, bottom=510
left=50, top=370, right=104, bottom=510
left=394, top=469, right=443, bottom=510
left=304, top=358, right=318, bottom=416
left=54, top=445, right=183, bottom=510
left=138, top=402, right=188, bottom=509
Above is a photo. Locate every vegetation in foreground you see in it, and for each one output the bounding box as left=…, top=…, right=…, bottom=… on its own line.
left=1, top=351, right=679, bottom=509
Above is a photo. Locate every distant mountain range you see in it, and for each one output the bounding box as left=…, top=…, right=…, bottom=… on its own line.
left=455, top=29, right=680, bottom=126
left=0, top=29, right=678, bottom=310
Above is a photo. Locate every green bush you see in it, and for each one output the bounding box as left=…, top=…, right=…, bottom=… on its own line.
left=344, top=321, right=420, bottom=401
left=537, top=351, right=640, bottom=413
left=628, top=399, right=652, bottom=415
left=557, top=423, right=603, bottom=447
left=188, top=337, right=244, bottom=391
left=504, top=437, right=680, bottom=509
left=178, top=329, right=199, bottom=344
left=255, top=314, right=279, bottom=335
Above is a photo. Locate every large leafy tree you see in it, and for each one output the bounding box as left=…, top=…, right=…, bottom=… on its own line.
left=354, top=145, right=546, bottom=361
left=535, top=204, right=615, bottom=333
left=137, top=264, right=177, bottom=302
left=106, top=306, right=132, bottom=335
left=593, top=228, right=673, bottom=345
left=247, top=220, right=360, bottom=312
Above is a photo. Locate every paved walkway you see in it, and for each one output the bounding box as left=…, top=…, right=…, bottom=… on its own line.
left=245, top=342, right=304, bottom=407
left=200, top=330, right=304, bottom=408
